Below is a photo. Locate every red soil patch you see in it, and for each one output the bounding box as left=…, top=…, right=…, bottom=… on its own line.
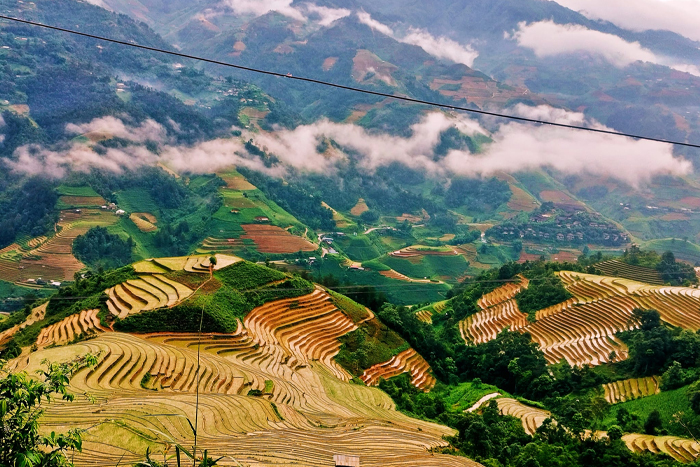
left=352, top=50, right=397, bottom=86
left=508, top=185, right=538, bottom=212
left=322, top=57, right=338, bottom=71
left=550, top=250, right=579, bottom=263
left=680, top=197, right=700, bottom=209
left=241, top=225, right=317, bottom=254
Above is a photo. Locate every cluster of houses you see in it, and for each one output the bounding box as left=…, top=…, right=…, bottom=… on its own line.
left=26, top=278, right=61, bottom=288
left=100, top=203, right=126, bottom=216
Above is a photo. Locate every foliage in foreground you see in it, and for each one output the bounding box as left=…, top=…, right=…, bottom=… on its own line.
left=0, top=354, right=98, bottom=467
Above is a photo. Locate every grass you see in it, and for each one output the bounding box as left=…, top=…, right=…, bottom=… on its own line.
left=56, top=185, right=101, bottom=197
left=327, top=289, right=371, bottom=323
left=116, top=188, right=160, bottom=215
left=381, top=254, right=469, bottom=281
left=441, top=381, right=504, bottom=412
left=601, top=386, right=692, bottom=436
left=335, top=235, right=382, bottom=261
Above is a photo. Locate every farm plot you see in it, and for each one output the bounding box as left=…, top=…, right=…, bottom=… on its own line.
left=459, top=277, right=529, bottom=344
left=595, top=260, right=663, bottom=285
left=57, top=195, right=106, bottom=209
left=360, top=348, right=436, bottom=391
left=603, top=376, right=661, bottom=404
left=241, top=224, right=317, bottom=254
left=129, top=212, right=158, bottom=232
left=11, top=306, right=466, bottom=467
left=105, top=273, right=193, bottom=318
left=36, top=309, right=109, bottom=347
left=489, top=397, right=700, bottom=463
left=15, top=209, right=118, bottom=282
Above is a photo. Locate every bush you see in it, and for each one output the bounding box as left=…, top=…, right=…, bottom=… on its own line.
left=215, top=261, right=286, bottom=290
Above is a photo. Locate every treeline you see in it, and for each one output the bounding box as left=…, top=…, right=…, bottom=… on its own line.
left=0, top=178, right=58, bottom=249
left=72, top=227, right=133, bottom=270
left=380, top=375, right=678, bottom=467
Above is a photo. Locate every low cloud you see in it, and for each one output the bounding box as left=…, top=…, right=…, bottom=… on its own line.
left=357, top=12, right=478, bottom=67
left=222, top=0, right=305, bottom=21
left=553, top=0, right=700, bottom=42
left=510, top=21, right=656, bottom=67
left=220, top=0, right=349, bottom=26
left=66, top=116, right=168, bottom=143
left=510, top=21, right=700, bottom=76
left=357, top=11, right=395, bottom=36
left=4, top=110, right=691, bottom=187
left=443, top=105, right=691, bottom=186
left=303, top=4, right=351, bottom=27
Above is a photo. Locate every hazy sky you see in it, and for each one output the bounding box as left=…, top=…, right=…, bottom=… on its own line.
left=553, top=0, right=700, bottom=42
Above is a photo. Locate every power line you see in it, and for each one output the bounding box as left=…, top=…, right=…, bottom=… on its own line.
left=0, top=14, right=699, bottom=149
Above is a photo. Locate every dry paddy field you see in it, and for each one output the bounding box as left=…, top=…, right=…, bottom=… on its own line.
left=8, top=274, right=473, bottom=467
left=130, top=212, right=158, bottom=232
left=241, top=224, right=317, bottom=254
left=460, top=271, right=700, bottom=367
left=0, top=209, right=118, bottom=283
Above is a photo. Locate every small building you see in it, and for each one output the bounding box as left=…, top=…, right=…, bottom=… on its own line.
left=50, top=281, right=62, bottom=287
left=334, top=455, right=360, bottom=467
left=255, top=216, right=270, bottom=223
left=116, top=209, right=126, bottom=216
left=230, top=209, right=240, bottom=214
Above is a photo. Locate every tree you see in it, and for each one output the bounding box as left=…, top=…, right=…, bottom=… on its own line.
left=0, top=354, right=98, bottom=466
left=644, top=410, right=663, bottom=435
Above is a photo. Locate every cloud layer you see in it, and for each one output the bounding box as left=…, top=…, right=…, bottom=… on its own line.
left=553, top=0, right=700, bottom=42
left=511, top=21, right=700, bottom=76
left=357, top=12, right=479, bottom=67
left=4, top=110, right=691, bottom=187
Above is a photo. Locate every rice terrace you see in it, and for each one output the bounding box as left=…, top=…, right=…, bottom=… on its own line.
left=4, top=1, right=700, bottom=467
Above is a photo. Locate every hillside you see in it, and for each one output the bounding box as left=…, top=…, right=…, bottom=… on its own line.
left=8, top=255, right=700, bottom=465
left=2, top=255, right=468, bottom=466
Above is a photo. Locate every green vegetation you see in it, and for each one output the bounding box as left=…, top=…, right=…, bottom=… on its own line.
left=115, top=263, right=314, bottom=334
left=0, top=354, right=98, bottom=467
left=0, top=178, right=58, bottom=249
left=73, top=226, right=134, bottom=270
left=515, top=274, right=572, bottom=321
left=617, top=245, right=697, bottom=285
left=336, top=317, right=408, bottom=376
left=0, top=280, right=52, bottom=313
left=215, top=261, right=286, bottom=290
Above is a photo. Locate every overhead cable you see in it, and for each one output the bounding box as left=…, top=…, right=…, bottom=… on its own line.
left=0, top=14, right=699, bottom=149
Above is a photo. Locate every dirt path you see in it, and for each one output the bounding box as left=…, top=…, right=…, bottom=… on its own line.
left=465, top=393, right=500, bottom=413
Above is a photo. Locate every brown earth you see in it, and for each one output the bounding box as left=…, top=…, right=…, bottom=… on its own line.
left=350, top=198, right=370, bottom=216
left=60, top=196, right=106, bottom=207
left=241, top=225, right=317, bottom=254
left=322, top=57, right=338, bottom=71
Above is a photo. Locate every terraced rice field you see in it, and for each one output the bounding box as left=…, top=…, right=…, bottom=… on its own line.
left=459, top=277, right=529, bottom=345
left=595, top=260, right=663, bottom=285
left=389, top=246, right=459, bottom=258
left=0, top=303, right=46, bottom=347
left=350, top=198, right=369, bottom=216
left=241, top=224, right=317, bottom=254
left=488, top=398, right=700, bottom=463
left=496, top=398, right=552, bottom=435
left=460, top=270, right=700, bottom=367
left=380, top=269, right=437, bottom=283
left=36, top=309, right=110, bottom=347
left=4, top=209, right=119, bottom=282
left=105, top=274, right=194, bottom=319
left=603, top=376, right=661, bottom=404
left=360, top=348, right=436, bottom=391
left=129, top=212, right=158, bottom=232
left=8, top=287, right=467, bottom=467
